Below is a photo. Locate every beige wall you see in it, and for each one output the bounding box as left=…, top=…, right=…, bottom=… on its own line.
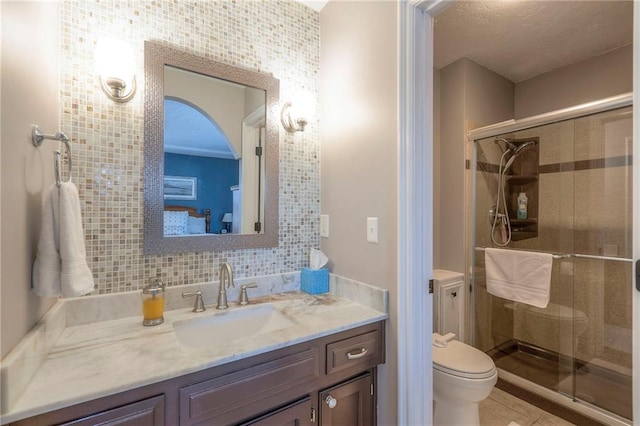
left=438, top=60, right=464, bottom=272
left=437, top=58, right=514, bottom=273
left=1, top=1, right=60, bottom=358
left=319, top=1, right=397, bottom=424
left=515, top=45, right=632, bottom=119
left=433, top=68, right=441, bottom=268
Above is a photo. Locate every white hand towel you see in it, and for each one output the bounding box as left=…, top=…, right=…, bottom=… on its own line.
left=32, top=184, right=61, bottom=297
left=58, top=182, right=94, bottom=297
left=33, top=182, right=94, bottom=298
left=485, top=248, right=552, bottom=308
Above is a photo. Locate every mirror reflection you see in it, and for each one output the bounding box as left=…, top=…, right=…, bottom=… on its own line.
left=163, top=66, right=266, bottom=237
left=144, top=41, right=279, bottom=255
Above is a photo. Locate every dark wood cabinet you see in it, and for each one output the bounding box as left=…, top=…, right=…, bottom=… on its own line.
left=326, top=330, right=380, bottom=376
left=11, top=321, right=384, bottom=426
left=179, top=348, right=320, bottom=425
left=58, top=395, right=164, bottom=426
left=241, top=397, right=313, bottom=426
left=318, top=373, right=374, bottom=426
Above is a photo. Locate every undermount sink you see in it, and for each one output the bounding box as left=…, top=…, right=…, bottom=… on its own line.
left=173, top=304, right=295, bottom=348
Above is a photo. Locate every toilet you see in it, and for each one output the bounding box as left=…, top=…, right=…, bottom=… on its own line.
left=432, top=332, right=497, bottom=425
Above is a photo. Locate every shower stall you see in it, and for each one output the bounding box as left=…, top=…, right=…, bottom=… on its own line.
left=470, top=95, right=633, bottom=423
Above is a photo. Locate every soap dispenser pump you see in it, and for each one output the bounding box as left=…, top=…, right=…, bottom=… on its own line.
left=142, top=277, right=165, bottom=326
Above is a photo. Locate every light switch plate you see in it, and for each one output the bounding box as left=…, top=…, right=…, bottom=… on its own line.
left=320, top=215, right=329, bottom=238
left=366, top=217, right=378, bottom=243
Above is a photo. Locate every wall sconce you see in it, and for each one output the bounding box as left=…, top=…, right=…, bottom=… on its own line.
left=281, top=91, right=315, bottom=132
left=95, top=37, right=136, bottom=103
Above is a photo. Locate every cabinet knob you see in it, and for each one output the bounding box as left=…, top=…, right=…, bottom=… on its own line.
left=325, top=395, right=337, bottom=409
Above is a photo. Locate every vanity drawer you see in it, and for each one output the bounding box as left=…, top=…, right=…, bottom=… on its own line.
left=179, top=348, right=319, bottom=425
left=58, top=395, right=165, bottom=426
left=326, top=329, right=382, bottom=375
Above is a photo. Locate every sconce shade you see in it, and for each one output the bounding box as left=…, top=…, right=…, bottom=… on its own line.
left=95, top=37, right=137, bottom=103
left=292, top=91, right=315, bottom=120
left=281, top=90, right=315, bottom=132
left=222, top=213, right=233, bottom=223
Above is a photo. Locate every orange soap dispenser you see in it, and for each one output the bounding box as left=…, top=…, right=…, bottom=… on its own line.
left=142, top=277, right=165, bottom=326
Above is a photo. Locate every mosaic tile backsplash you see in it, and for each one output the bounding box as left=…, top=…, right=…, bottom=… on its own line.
left=60, top=0, right=320, bottom=294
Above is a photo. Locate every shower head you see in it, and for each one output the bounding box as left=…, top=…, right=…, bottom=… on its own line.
left=511, top=140, right=536, bottom=155
left=495, top=137, right=517, bottom=152
left=504, top=140, right=536, bottom=171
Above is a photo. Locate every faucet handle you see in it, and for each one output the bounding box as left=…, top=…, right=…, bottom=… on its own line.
left=239, top=284, right=258, bottom=306
left=182, top=291, right=205, bottom=313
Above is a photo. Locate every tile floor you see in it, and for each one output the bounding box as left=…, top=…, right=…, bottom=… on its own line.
left=479, top=388, right=576, bottom=426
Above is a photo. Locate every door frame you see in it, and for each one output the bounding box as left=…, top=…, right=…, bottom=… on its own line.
left=396, top=1, right=449, bottom=424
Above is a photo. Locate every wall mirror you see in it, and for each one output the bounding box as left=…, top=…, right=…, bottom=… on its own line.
left=144, top=41, right=280, bottom=254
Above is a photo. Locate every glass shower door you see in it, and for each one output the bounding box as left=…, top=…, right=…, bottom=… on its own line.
left=570, top=107, right=633, bottom=420
left=472, top=105, right=633, bottom=422
left=473, top=117, right=578, bottom=396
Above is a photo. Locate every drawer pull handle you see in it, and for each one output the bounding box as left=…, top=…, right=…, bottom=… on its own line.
left=346, top=348, right=368, bottom=359
left=325, top=395, right=338, bottom=408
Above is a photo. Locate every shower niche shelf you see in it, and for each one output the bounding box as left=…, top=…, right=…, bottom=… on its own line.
left=505, top=138, right=540, bottom=242
left=510, top=220, right=538, bottom=242
left=510, top=218, right=537, bottom=225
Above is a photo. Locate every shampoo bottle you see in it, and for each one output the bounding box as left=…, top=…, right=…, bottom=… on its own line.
left=517, top=192, right=528, bottom=220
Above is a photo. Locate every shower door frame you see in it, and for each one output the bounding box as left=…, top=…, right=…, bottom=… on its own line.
left=632, top=6, right=640, bottom=425
left=468, top=94, right=633, bottom=425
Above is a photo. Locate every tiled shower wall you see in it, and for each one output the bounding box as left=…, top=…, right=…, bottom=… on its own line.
left=60, top=0, right=320, bottom=294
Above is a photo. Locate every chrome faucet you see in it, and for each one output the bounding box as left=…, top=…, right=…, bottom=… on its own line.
left=217, top=262, right=234, bottom=310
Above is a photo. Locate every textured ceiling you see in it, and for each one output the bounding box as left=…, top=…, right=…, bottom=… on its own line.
left=434, top=0, right=633, bottom=83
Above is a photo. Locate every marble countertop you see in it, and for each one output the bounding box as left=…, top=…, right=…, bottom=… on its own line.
left=1, top=291, right=387, bottom=424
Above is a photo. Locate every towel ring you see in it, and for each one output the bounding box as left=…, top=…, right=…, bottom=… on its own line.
left=32, top=125, right=73, bottom=186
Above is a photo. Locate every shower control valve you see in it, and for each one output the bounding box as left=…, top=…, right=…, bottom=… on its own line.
left=489, top=205, right=505, bottom=225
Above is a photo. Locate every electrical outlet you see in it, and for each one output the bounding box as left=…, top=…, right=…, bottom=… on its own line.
left=367, top=217, right=378, bottom=243
left=320, top=215, right=329, bottom=238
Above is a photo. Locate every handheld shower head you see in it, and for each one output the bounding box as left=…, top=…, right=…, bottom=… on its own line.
left=503, top=140, right=536, bottom=171
left=512, top=140, right=536, bottom=155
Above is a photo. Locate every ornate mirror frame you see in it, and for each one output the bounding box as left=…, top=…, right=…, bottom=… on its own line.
left=144, top=41, right=280, bottom=255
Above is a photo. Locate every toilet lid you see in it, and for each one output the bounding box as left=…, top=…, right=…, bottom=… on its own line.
left=433, top=340, right=496, bottom=379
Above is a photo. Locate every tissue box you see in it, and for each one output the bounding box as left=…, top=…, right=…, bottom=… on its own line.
left=301, top=267, right=329, bottom=294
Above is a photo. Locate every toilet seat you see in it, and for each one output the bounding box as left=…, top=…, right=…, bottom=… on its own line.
left=433, top=339, right=496, bottom=379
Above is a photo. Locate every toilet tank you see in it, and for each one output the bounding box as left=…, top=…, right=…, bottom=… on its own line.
left=433, top=269, right=465, bottom=341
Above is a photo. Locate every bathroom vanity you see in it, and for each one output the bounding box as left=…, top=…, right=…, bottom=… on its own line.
left=2, top=287, right=387, bottom=426
left=11, top=321, right=383, bottom=426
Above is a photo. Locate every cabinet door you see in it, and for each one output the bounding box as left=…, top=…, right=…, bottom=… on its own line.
left=59, top=395, right=164, bottom=426
left=319, top=373, right=373, bottom=426
left=241, top=397, right=312, bottom=426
